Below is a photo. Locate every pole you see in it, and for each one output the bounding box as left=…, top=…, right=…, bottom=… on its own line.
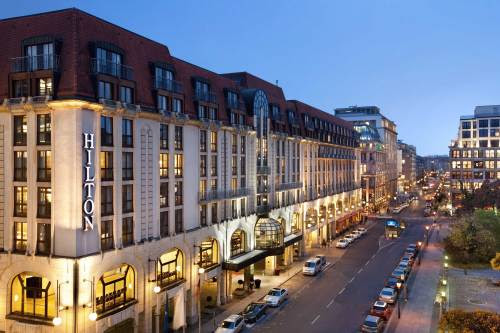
left=198, top=276, right=201, bottom=333
left=397, top=291, right=401, bottom=319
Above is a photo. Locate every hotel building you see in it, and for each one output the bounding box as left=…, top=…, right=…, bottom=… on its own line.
left=397, top=140, right=416, bottom=194
left=449, top=105, right=500, bottom=205
left=0, top=9, right=362, bottom=333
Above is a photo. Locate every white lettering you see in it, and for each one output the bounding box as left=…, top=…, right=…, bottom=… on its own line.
left=84, top=166, right=95, bottom=182
left=83, top=132, right=95, bottom=231
left=83, top=182, right=95, bottom=199
left=83, top=216, right=94, bottom=231
left=83, top=133, right=94, bottom=149
left=83, top=198, right=95, bottom=215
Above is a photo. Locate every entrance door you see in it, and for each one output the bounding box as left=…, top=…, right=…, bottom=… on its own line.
left=104, top=318, right=135, bottom=333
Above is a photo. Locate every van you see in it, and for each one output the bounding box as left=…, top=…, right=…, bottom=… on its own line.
left=302, top=258, right=321, bottom=276
left=315, top=255, right=326, bottom=269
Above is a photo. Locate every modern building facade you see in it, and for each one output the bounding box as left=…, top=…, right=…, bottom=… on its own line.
left=416, top=155, right=425, bottom=181
left=422, top=155, right=450, bottom=173
left=0, top=9, right=362, bottom=333
left=335, top=106, right=398, bottom=204
left=353, top=122, right=388, bottom=213
left=397, top=140, right=417, bottom=193
left=449, top=105, right=500, bottom=205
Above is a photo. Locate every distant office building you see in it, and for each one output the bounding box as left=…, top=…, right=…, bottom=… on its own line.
left=416, top=155, right=425, bottom=180
left=422, top=155, right=450, bottom=172
left=449, top=105, right=500, bottom=205
left=335, top=106, right=398, bottom=200
left=397, top=140, right=417, bottom=192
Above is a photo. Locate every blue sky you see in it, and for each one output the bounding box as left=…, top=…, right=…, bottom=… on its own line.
left=4, top=0, right=500, bottom=155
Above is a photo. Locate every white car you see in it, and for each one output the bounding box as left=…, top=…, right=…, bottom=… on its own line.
left=336, top=239, right=349, bottom=248
left=351, top=231, right=362, bottom=239
left=357, top=227, right=367, bottom=235
left=344, top=235, right=355, bottom=243
left=263, top=288, right=288, bottom=307
left=215, top=314, right=245, bottom=333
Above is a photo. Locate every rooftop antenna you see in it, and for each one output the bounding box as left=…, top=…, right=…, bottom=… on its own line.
left=275, top=80, right=279, bottom=86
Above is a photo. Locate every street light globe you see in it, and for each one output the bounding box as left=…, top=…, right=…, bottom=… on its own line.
left=425, top=226, right=430, bottom=230
left=444, top=255, right=449, bottom=260
left=396, top=281, right=402, bottom=289
left=89, top=312, right=98, bottom=321
left=198, top=267, right=205, bottom=274
left=442, top=279, right=447, bottom=286
left=153, top=285, right=161, bottom=294
left=418, top=241, right=422, bottom=247
left=444, top=262, right=449, bottom=268
left=441, top=291, right=446, bottom=297
left=52, top=316, right=62, bottom=326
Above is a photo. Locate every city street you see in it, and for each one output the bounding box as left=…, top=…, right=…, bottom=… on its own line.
left=249, top=200, right=428, bottom=333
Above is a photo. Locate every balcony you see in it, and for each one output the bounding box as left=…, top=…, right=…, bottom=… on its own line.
left=227, top=99, right=245, bottom=110
left=225, top=188, right=250, bottom=199
left=154, top=77, right=183, bottom=93
left=194, top=89, right=217, bottom=103
left=198, top=190, right=224, bottom=202
left=275, top=182, right=303, bottom=191
left=256, top=204, right=271, bottom=215
left=91, top=58, right=134, bottom=80
left=257, top=185, right=270, bottom=194
left=256, top=165, right=270, bottom=175
left=11, top=54, right=60, bottom=73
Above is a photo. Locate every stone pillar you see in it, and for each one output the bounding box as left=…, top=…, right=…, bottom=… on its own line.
left=265, top=256, right=276, bottom=276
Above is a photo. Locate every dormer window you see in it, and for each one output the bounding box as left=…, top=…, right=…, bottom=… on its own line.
left=25, top=43, right=54, bottom=71
left=96, top=47, right=122, bottom=77
left=227, top=91, right=238, bottom=109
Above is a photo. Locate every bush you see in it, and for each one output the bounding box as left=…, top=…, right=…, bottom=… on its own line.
left=439, top=309, right=500, bottom=332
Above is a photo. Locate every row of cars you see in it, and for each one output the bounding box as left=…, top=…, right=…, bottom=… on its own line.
left=361, top=243, right=420, bottom=332
left=335, top=227, right=368, bottom=248
left=215, top=287, right=290, bottom=332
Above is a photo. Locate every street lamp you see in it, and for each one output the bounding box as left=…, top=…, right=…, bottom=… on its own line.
left=425, top=225, right=430, bottom=245
left=197, top=266, right=205, bottom=333
left=396, top=281, right=402, bottom=319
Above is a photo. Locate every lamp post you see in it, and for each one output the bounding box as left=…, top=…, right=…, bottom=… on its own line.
left=425, top=225, right=430, bottom=245
left=396, top=281, right=402, bottom=319
left=418, top=241, right=423, bottom=265
left=401, top=274, right=407, bottom=301
left=198, top=267, right=205, bottom=333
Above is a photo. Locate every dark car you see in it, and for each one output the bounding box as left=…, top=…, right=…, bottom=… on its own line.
left=385, top=276, right=401, bottom=289
left=240, top=302, right=268, bottom=323
left=361, top=315, right=385, bottom=332
left=369, top=301, right=393, bottom=321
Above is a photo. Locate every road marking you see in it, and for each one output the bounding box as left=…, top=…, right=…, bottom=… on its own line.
left=349, top=277, right=355, bottom=283
left=338, top=287, right=346, bottom=295
left=358, top=268, right=363, bottom=274
left=371, top=254, right=376, bottom=259
left=311, top=315, right=321, bottom=325
left=326, top=298, right=335, bottom=308
left=365, top=260, right=370, bottom=266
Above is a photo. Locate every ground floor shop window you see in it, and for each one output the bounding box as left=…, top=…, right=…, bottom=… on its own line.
left=10, top=273, right=55, bottom=319
left=96, top=264, right=135, bottom=314
left=157, top=248, right=184, bottom=287
left=230, top=229, right=247, bottom=258
left=199, top=238, right=219, bottom=269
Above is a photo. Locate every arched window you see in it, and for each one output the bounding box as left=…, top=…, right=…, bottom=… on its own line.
left=96, top=264, right=135, bottom=314
left=291, top=212, right=300, bottom=234
left=230, top=230, right=246, bottom=258
left=11, top=273, right=55, bottom=319
left=157, top=248, right=184, bottom=287
left=199, top=238, right=218, bottom=269
left=255, top=218, right=283, bottom=249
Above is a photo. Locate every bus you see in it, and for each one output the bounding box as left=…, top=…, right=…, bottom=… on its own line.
left=385, top=219, right=403, bottom=239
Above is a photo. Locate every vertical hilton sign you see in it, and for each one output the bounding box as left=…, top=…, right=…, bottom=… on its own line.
left=83, top=133, right=95, bottom=231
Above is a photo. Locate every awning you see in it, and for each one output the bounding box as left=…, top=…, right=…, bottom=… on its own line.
left=222, top=250, right=269, bottom=271
left=284, top=232, right=303, bottom=247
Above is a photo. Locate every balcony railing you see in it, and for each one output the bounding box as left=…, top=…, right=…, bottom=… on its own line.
left=194, top=89, right=217, bottom=103
left=225, top=188, right=250, bottom=198
left=227, top=99, right=245, bottom=110
left=256, top=165, right=270, bottom=175
left=198, top=190, right=224, bottom=202
left=91, top=58, right=134, bottom=80
left=256, top=204, right=271, bottom=215
left=257, top=185, right=270, bottom=194
left=154, top=77, right=183, bottom=93
left=11, top=54, right=60, bottom=72
left=275, top=182, right=303, bottom=191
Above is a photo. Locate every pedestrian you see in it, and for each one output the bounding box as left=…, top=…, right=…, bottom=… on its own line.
left=321, top=239, right=327, bottom=248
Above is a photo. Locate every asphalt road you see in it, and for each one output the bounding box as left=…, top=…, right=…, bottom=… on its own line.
left=249, top=199, right=429, bottom=333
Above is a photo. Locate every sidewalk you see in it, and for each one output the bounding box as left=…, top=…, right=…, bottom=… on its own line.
left=386, top=225, right=448, bottom=333
left=188, top=219, right=378, bottom=333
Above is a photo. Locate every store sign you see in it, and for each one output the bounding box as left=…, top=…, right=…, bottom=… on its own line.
left=82, top=133, right=95, bottom=231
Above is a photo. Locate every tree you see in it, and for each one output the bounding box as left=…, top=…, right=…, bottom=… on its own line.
left=439, top=309, right=500, bottom=332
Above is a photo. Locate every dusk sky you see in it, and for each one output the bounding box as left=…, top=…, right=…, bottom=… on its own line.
left=4, top=0, right=500, bottom=155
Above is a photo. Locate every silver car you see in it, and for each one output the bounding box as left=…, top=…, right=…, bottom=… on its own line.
left=263, top=288, right=288, bottom=307
left=378, top=287, right=396, bottom=304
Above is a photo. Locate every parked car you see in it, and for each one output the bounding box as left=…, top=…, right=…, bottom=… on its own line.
left=357, top=227, right=367, bottom=235
left=315, top=255, right=327, bottom=269
left=369, top=301, right=393, bottom=320
left=408, top=243, right=419, bottom=254
left=397, top=262, right=411, bottom=274
left=378, top=287, right=397, bottom=304
left=303, top=258, right=321, bottom=276
left=361, top=314, right=385, bottom=332
left=385, top=276, right=401, bottom=289
left=240, top=302, right=267, bottom=324
left=215, top=314, right=245, bottom=333
left=401, top=255, right=414, bottom=266
left=263, top=288, right=288, bottom=307
left=336, top=239, right=349, bottom=248
left=344, top=235, right=355, bottom=243
left=392, top=268, right=407, bottom=281
left=351, top=230, right=362, bottom=239
left=405, top=247, right=417, bottom=255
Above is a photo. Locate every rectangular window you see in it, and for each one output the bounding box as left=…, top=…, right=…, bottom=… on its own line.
left=98, top=81, right=113, bottom=99
left=37, top=78, right=52, bottom=96
left=491, top=119, right=500, bottom=127
left=36, top=223, right=51, bottom=255
left=160, top=211, right=169, bottom=238
left=100, top=220, right=114, bottom=251
left=232, top=134, right=237, bottom=154
left=160, top=153, right=169, bottom=178
left=14, top=221, right=27, bottom=253
left=101, top=186, right=113, bottom=216
left=175, top=181, right=183, bottom=206
left=14, top=186, right=27, bottom=217
left=240, top=198, right=246, bottom=216
left=174, top=126, right=183, bottom=150
left=173, top=98, right=182, bottom=113
left=100, top=116, right=113, bottom=146
left=174, top=154, right=183, bottom=178
left=122, top=217, right=134, bottom=247
left=241, top=156, right=246, bottom=175
left=210, top=131, right=217, bottom=152
left=14, top=151, right=27, bottom=181
left=100, top=151, right=113, bottom=181
left=211, top=203, right=218, bottom=224
left=209, top=107, right=217, bottom=120
left=479, top=119, right=489, bottom=128
left=158, top=95, right=168, bottom=111
left=479, top=129, right=488, bottom=137
left=200, top=155, right=207, bottom=177
left=12, top=79, right=28, bottom=97
left=462, top=131, right=471, bottom=139
left=160, top=182, right=169, bottom=208
left=200, top=205, right=207, bottom=226
left=37, top=151, right=52, bottom=182
left=37, top=187, right=51, bottom=218
left=198, top=105, right=208, bottom=119
left=119, top=86, right=133, bottom=103
left=200, top=130, right=207, bottom=152
left=210, top=179, right=217, bottom=192
left=14, top=115, right=27, bottom=146
left=37, top=114, right=51, bottom=145
left=160, top=124, right=169, bottom=149
left=231, top=200, right=237, bottom=219
left=232, top=156, right=237, bottom=176
left=122, top=184, right=133, bottom=213
left=122, top=152, right=133, bottom=180
left=211, top=155, right=217, bottom=177
left=122, top=119, right=133, bottom=147
left=175, top=209, right=183, bottom=233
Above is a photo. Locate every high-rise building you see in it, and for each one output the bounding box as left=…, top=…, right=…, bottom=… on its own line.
left=397, top=140, right=417, bottom=193
left=335, top=106, right=398, bottom=201
left=449, top=105, right=500, bottom=205
left=0, top=9, right=362, bottom=332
